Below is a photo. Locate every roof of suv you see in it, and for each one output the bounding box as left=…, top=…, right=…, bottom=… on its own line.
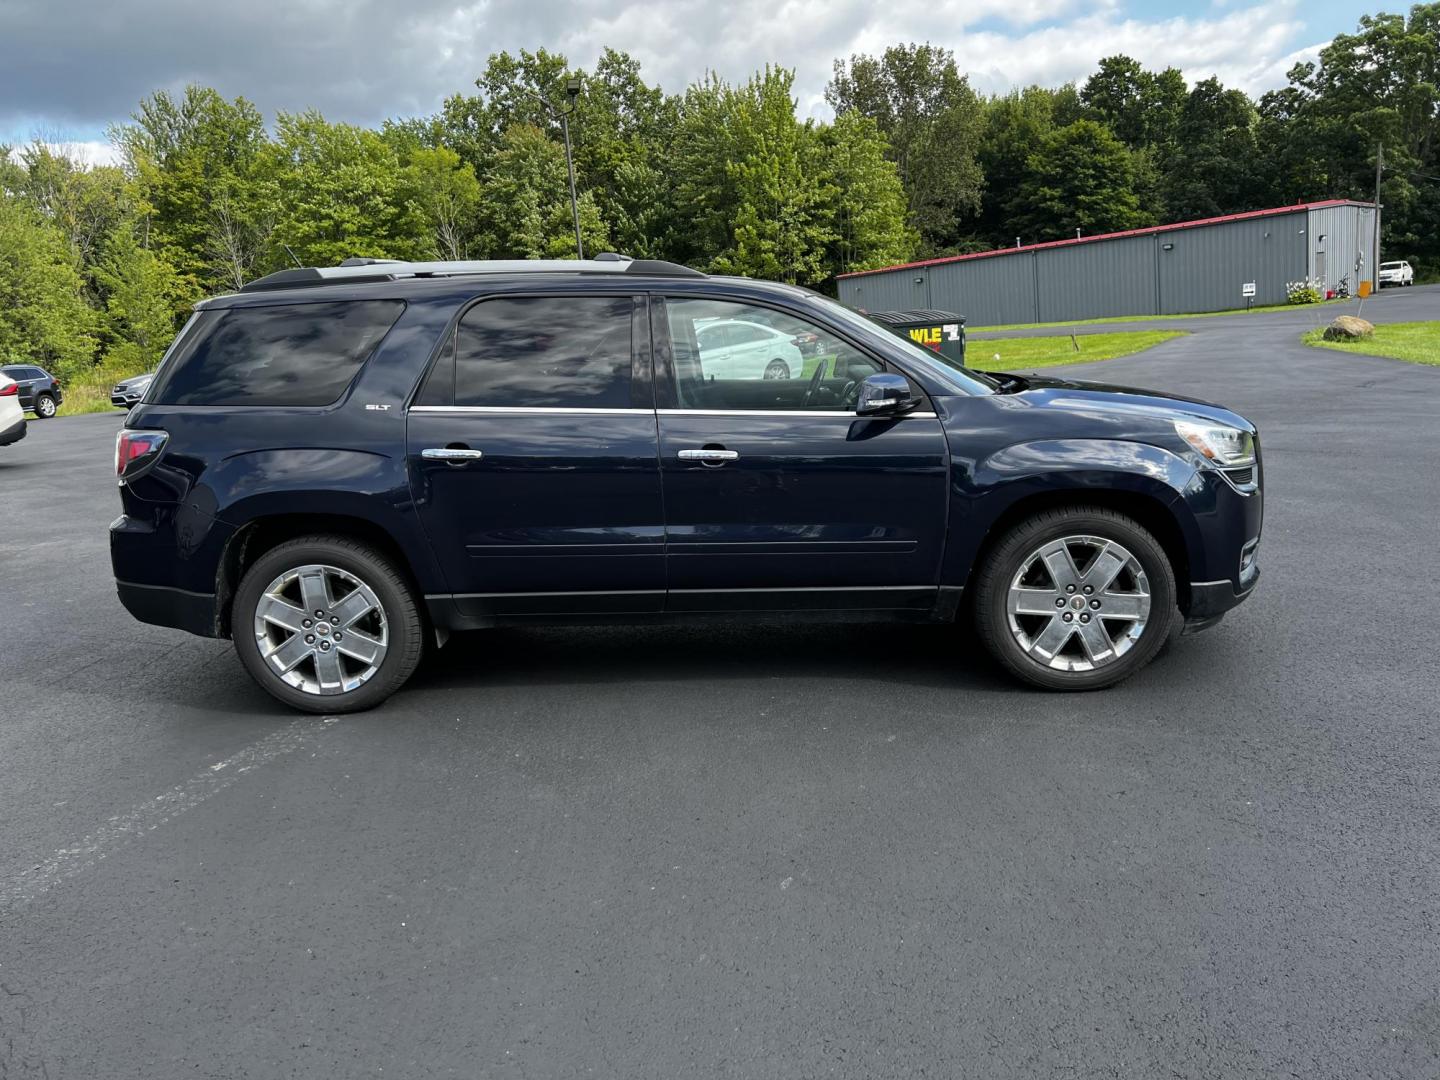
left=237, top=254, right=705, bottom=295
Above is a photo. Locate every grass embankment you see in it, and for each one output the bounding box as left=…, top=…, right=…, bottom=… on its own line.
left=972, top=300, right=1347, bottom=333
left=48, top=368, right=143, bottom=417
left=1301, top=321, right=1440, bottom=366
left=967, top=330, right=1188, bottom=371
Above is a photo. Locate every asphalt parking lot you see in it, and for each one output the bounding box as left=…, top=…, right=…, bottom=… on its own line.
left=2, top=290, right=1438, bottom=1079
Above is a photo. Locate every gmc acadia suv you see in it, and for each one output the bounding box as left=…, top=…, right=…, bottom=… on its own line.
left=110, top=256, right=1262, bottom=713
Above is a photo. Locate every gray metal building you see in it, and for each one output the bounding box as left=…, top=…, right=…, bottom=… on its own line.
left=837, top=200, right=1378, bottom=326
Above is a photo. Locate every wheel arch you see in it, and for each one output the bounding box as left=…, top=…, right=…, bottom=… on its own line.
left=957, top=485, right=1198, bottom=616
left=216, top=512, right=423, bottom=638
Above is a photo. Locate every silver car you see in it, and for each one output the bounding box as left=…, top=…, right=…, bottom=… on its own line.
left=111, top=372, right=155, bottom=408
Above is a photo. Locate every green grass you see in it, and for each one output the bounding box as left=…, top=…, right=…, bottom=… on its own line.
left=971, top=299, right=1346, bottom=333
left=1301, top=321, right=1440, bottom=366
left=967, top=330, right=1188, bottom=371
left=45, top=367, right=144, bottom=417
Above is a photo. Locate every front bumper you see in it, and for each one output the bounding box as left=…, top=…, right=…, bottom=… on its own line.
left=1184, top=535, right=1260, bottom=633
left=0, top=415, right=27, bottom=446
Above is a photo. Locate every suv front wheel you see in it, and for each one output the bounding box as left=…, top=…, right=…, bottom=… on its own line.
left=973, top=506, right=1177, bottom=690
left=233, top=535, right=424, bottom=713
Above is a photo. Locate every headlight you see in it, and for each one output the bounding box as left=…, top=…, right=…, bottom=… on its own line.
left=1174, top=419, right=1255, bottom=466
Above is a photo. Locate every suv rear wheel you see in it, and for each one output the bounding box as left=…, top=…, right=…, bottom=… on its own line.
left=973, top=506, right=1177, bottom=690
left=233, top=535, right=424, bottom=713
left=34, top=393, right=56, bottom=419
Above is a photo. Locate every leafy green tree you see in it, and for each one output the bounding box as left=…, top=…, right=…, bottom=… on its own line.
left=817, top=110, right=916, bottom=274
left=826, top=44, right=985, bottom=254
left=665, top=75, right=745, bottom=269
left=113, top=86, right=274, bottom=290
left=400, top=146, right=483, bottom=259
left=0, top=194, right=98, bottom=376
left=570, top=49, right=678, bottom=256
left=478, top=124, right=607, bottom=259
left=1163, top=78, right=1261, bottom=220
left=267, top=111, right=429, bottom=266
left=93, top=224, right=194, bottom=372
left=978, top=86, right=1063, bottom=245
left=712, top=68, right=834, bottom=284
left=1010, top=119, right=1151, bottom=239
left=1262, top=5, right=1440, bottom=272
left=8, top=145, right=135, bottom=272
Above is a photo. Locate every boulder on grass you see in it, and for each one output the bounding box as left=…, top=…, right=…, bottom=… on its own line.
left=1323, top=315, right=1375, bottom=341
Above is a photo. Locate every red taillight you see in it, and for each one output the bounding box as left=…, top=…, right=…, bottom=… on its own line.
left=0, top=382, right=16, bottom=397
left=115, top=428, right=168, bottom=480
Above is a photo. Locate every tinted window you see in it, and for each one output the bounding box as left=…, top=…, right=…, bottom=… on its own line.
left=666, top=298, right=884, bottom=411
left=149, top=301, right=404, bottom=407
left=453, top=296, right=634, bottom=408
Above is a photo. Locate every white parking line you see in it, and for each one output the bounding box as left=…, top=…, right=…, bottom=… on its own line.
left=0, top=718, right=338, bottom=915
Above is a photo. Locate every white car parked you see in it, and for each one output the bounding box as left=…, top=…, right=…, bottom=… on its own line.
left=1378, top=260, right=1415, bottom=287
left=695, top=318, right=806, bottom=380
left=0, top=372, right=27, bottom=447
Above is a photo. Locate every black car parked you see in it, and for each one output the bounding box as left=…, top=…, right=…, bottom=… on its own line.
left=0, top=364, right=63, bottom=419
left=110, top=256, right=1262, bottom=714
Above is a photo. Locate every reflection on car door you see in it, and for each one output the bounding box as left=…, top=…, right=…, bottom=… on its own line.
left=654, top=295, right=950, bottom=615
left=406, top=292, right=666, bottom=619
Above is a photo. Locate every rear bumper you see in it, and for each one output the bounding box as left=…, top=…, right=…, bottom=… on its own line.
left=0, top=415, right=26, bottom=445
left=111, top=511, right=234, bottom=637
left=115, top=580, right=221, bottom=637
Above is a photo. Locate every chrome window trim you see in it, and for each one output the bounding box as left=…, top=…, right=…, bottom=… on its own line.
left=657, top=408, right=939, bottom=419
left=407, top=405, right=939, bottom=418
left=409, top=405, right=655, bottom=415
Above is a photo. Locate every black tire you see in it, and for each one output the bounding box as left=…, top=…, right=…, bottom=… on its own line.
left=232, top=535, right=424, bottom=713
left=34, top=393, right=56, bottom=419
left=763, top=359, right=790, bottom=380
left=972, top=506, right=1177, bottom=691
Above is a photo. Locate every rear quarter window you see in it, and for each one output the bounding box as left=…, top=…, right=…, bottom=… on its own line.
left=149, top=300, right=405, bottom=407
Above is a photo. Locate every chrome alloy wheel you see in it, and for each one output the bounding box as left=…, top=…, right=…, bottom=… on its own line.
left=1005, top=535, right=1151, bottom=672
left=252, top=563, right=389, bottom=695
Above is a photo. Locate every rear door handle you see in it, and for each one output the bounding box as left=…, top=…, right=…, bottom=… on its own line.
left=678, top=449, right=739, bottom=463
left=422, top=447, right=484, bottom=462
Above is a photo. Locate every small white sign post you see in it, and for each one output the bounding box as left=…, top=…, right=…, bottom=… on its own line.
left=1242, top=281, right=1257, bottom=311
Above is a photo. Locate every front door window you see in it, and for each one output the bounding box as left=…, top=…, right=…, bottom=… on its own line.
left=666, top=298, right=886, bottom=411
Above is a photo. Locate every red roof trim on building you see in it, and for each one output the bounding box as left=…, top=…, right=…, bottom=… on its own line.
left=836, top=200, right=1375, bottom=280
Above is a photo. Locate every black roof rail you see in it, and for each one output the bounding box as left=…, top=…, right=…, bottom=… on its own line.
left=624, top=258, right=705, bottom=277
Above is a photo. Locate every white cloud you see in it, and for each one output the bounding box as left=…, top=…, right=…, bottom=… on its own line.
left=0, top=0, right=1334, bottom=137
left=3, top=139, right=121, bottom=168
left=950, top=2, right=1318, bottom=96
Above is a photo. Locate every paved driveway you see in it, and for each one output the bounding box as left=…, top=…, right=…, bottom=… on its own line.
left=1, top=295, right=1438, bottom=1078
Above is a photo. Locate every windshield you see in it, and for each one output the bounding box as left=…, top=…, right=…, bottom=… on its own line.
left=1381, top=262, right=1404, bottom=270
left=801, top=293, right=998, bottom=394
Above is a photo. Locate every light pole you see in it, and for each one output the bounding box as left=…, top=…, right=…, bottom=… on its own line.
left=533, top=79, right=585, bottom=260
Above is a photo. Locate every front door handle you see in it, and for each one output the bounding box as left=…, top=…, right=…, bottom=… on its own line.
left=678, top=448, right=739, bottom=464
left=422, top=447, right=484, bottom=463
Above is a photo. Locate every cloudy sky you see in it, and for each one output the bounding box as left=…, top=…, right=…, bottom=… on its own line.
left=0, top=0, right=1390, bottom=160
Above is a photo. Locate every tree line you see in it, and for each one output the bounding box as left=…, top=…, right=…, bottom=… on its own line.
left=2, top=4, right=1436, bottom=384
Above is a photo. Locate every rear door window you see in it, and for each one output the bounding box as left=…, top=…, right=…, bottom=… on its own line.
left=448, top=296, right=637, bottom=409
left=148, top=300, right=404, bottom=406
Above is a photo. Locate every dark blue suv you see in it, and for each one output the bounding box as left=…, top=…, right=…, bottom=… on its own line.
left=111, top=257, right=1262, bottom=712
